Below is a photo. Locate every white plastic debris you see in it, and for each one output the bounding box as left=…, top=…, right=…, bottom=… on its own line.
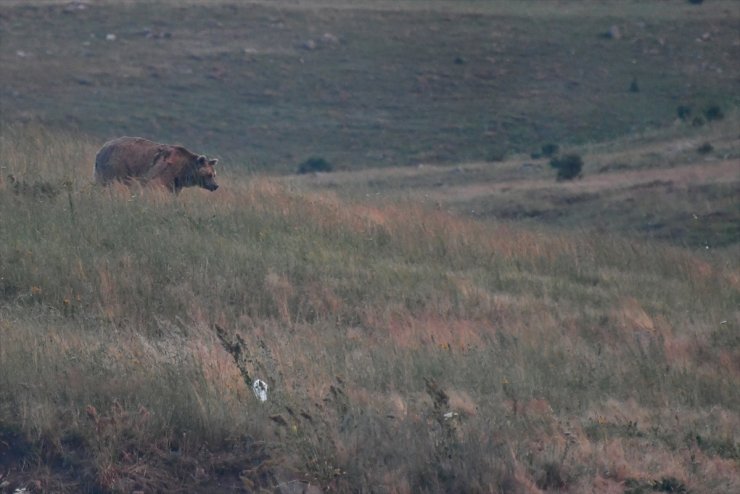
left=105, top=33, right=117, bottom=41
left=252, top=379, right=268, bottom=402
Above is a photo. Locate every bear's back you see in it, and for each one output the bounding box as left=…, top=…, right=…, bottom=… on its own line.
left=94, top=137, right=163, bottom=184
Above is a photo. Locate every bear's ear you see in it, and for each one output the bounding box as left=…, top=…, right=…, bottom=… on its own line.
left=208, top=158, right=218, bottom=166
left=197, top=155, right=207, bottom=166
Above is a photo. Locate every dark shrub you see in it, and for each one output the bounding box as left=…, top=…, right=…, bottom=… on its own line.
left=550, top=154, right=583, bottom=181
left=704, top=104, right=724, bottom=122
left=697, top=142, right=713, bottom=154
left=486, top=147, right=507, bottom=162
left=297, top=157, right=334, bottom=174
left=688, top=0, right=704, bottom=4
left=677, top=105, right=692, bottom=121
left=541, top=143, right=560, bottom=157
left=629, top=78, right=639, bottom=93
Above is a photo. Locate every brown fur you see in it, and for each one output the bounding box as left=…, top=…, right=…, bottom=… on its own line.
left=94, top=137, right=219, bottom=193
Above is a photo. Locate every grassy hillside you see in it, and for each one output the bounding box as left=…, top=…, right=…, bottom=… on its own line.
left=1, top=0, right=739, bottom=171
left=1, top=126, right=738, bottom=492
left=292, top=112, right=740, bottom=249
left=2, top=1, right=739, bottom=492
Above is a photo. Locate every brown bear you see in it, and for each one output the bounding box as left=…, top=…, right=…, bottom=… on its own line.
left=94, top=137, right=219, bottom=193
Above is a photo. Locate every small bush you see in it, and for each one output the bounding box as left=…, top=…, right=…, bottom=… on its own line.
left=677, top=105, right=692, bottom=121
left=297, top=157, right=334, bottom=174
left=704, top=104, right=724, bottom=122
left=541, top=143, right=560, bottom=157
left=550, top=153, right=583, bottom=181
left=696, top=142, right=713, bottom=154
left=486, top=147, right=508, bottom=162
left=629, top=78, right=640, bottom=93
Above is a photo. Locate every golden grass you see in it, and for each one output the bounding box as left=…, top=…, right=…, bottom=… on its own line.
left=1, top=125, right=738, bottom=491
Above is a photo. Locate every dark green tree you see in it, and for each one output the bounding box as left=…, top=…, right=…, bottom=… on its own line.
left=550, top=154, right=583, bottom=181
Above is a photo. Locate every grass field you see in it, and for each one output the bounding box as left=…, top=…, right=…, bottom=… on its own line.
left=1, top=1, right=739, bottom=493
left=2, top=0, right=739, bottom=171
left=292, top=112, right=740, bottom=249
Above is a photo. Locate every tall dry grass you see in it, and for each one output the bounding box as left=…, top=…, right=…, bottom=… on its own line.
left=1, top=125, right=738, bottom=492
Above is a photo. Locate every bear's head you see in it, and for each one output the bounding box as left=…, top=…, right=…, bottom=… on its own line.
left=193, top=155, right=219, bottom=191
left=170, top=152, right=219, bottom=192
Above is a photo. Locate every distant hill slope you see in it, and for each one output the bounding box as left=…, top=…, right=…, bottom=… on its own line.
left=291, top=112, right=740, bottom=249
left=1, top=0, right=738, bottom=171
